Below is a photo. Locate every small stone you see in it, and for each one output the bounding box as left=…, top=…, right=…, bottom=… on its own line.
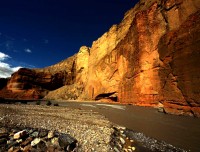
left=119, top=137, right=125, bottom=145
left=31, top=138, right=41, bottom=147
left=13, top=130, right=27, bottom=139
left=123, top=149, right=128, bottom=152
left=131, top=147, right=136, bottom=151
left=127, top=149, right=132, bottom=152
left=30, top=131, right=39, bottom=137
left=130, top=140, right=134, bottom=143
left=121, top=133, right=126, bottom=138
left=114, top=147, right=120, bottom=152
left=7, top=139, right=14, bottom=145
left=16, top=139, right=22, bottom=143
left=51, top=137, right=59, bottom=146
left=58, top=133, right=77, bottom=151
left=38, top=129, right=48, bottom=138
left=48, top=130, right=55, bottom=139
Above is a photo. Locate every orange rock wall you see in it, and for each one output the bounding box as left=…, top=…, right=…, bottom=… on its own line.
left=82, top=0, right=200, bottom=116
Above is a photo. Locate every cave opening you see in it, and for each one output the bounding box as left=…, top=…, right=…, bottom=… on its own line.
left=95, top=92, right=118, bottom=102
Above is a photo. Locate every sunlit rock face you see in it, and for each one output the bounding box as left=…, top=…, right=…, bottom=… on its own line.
left=45, top=46, right=90, bottom=100
left=83, top=6, right=135, bottom=100
left=75, top=47, right=90, bottom=86
left=81, top=0, right=200, bottom=116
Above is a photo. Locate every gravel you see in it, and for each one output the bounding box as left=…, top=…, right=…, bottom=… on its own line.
left=0, top=104, right=113, bottom=152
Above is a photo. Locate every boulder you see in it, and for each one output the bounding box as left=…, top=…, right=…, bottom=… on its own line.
left=13, top=130, right=27, bottom=140
left=58, top=133, right=77, bottom=150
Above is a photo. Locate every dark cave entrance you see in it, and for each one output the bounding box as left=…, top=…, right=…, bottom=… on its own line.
left=95, top=92, right=118, bottom=102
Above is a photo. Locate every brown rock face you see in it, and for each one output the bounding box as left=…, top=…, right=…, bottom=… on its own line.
left=158, top=10, right=200, bottom=116
left=82, top=0, right=200, bottom=116
left=1, top=0, right=200, bottom=117
left=0, top=55, right=76, bottom=99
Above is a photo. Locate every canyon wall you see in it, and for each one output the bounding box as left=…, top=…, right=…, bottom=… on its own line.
left=0, top=55, right=76, bottom=99
left=0, top=0, right=199, bottom=116
left=81, top=0, right=200, bottom=116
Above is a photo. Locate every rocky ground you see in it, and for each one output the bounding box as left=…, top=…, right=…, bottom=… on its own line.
left=0, top=103, right=186, bottom=152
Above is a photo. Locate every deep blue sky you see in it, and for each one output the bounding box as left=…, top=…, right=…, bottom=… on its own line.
left=0, top=0, right=139, bottom=77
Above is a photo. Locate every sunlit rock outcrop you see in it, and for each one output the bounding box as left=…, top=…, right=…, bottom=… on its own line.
left=82, top=0, right=200, bottom=116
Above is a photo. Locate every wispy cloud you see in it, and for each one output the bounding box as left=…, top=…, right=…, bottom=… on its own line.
left=0, top=52, right=10, bottom=61
left=25, top=48, right=32, bottom=53
left=0, top=52, right=21, bottom=78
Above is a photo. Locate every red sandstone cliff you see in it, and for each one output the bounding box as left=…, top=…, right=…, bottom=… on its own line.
left=0, top=55, right=76, bottom=99
left=79, top=0, right=200, bottom=116
left=0, top=0, right=200, bottom=117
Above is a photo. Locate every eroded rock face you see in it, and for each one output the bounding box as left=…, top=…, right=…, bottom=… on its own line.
left=0, top=55, right=76, bottom=99
left=75, top=46, right=90, bottom=89
left=158, top=10, right=200, bottom=116
left=82, top=0, right=200, bottom=116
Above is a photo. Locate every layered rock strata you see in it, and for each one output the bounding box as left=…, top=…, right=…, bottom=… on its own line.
left=0, top=55, right=76, bottom=99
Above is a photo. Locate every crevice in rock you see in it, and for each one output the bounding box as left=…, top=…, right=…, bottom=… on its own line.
left=95, top=92, right=118, bottom=102
left=109, top=69, right=118, bottom=80
left=163, top=0, right=182, bottom=11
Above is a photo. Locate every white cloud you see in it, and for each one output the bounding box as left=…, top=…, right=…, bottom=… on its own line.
left=0, top=52, right=21, bottom=78
left=25, top=48, right=32, bottom=53
left=0, top=52, right=10, bottom=61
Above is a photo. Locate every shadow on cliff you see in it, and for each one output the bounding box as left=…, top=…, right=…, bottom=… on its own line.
left=157, top=10, right=200, bottom=116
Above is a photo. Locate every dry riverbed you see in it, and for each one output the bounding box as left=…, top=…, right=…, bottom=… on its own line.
left=0, top=103, right=186, bottom=152
left=0, top=104, right=114, bottom=151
